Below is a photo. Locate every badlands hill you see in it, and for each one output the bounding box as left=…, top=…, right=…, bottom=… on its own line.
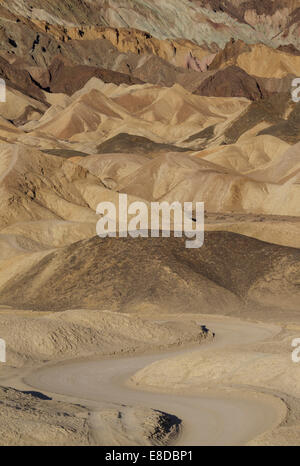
left=0, top=76, right=299, bottom=318
left=0, top=233, right=299, bottom=316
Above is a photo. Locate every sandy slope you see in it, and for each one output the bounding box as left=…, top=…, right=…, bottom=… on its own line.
left=0, top=384, right=182, bottom=446
left=0, top=309, right=210, bottom=367
left=21, top=315, right=287, bottom=446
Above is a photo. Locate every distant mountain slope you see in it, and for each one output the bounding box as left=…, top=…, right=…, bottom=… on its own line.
left=2, top=0, right=300, bottom=49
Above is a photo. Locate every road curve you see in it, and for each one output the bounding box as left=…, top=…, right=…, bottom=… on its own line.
left=25, top=317, right=285, bottom=446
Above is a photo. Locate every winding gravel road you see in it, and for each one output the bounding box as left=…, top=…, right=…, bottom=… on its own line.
left=25, top=317, right=285, bottom=446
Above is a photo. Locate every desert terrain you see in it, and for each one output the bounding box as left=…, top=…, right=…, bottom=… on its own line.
left=0, top=0, right=299, bottom=447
